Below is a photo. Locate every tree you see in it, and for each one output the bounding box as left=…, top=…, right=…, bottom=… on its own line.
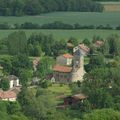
left=107, top=34, right=120, bottom=56
left=0, top=78, right=9, bottom=91
left=7, top=102, right=21, bottom=114
left=68, top=37, right=78, bottom=46
left=35, top=57, right=54, bottom=79
left=83, top=109, right=120, bottom=120
left=0, top=57, right=12, bottom=74
left=19, top=69, right=33, bottom=86
left=11, top=54, right=31, bottom=76
left=7, top=31, right=27, bottom=55
left=82, top=39, right=91, bottom=46
left=34, top=45, right=42, bottom=56
left=85, top=54, right=105, bottom=72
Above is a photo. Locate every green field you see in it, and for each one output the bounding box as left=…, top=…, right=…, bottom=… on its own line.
left=0, top=12, right=120, bottom=27
left=0, top=29, right=120, bottom=41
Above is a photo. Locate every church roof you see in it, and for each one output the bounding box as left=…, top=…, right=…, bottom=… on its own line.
left=53, top=65, right=72, bottom=73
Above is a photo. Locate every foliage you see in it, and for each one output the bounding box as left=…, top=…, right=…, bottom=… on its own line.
left=85, top=54, right=105, bottom=72
left=82, top=66, right=120, bottom=109
left=107, top=34, right=120, bottom=56
left=0, top=0, right=103, bottom=16
left=0, top=78, right=10, bottom=91
left=83, top=109, right=120, bottom=120
left=7, top=31, right=27, bottom=55
left=35, top=57, right=54, bottom=79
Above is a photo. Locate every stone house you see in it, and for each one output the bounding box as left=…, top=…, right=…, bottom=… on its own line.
left=53, top=44, right=90, bottom=83
left=56, top=53, right=73, bottom=66
left=8, top=75, right=20, bottom=89
left=53, top=65, right=72, bottom=83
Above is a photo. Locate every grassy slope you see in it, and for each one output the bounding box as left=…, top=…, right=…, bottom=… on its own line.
left=0, top=29, right=120, bottom=41
left=0, top=12, right=120, bottom=27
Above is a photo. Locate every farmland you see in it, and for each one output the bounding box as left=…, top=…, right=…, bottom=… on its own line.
left=101, top=2, right=120, bottom=12
left=0, top=29, right=120, bottom=41
left=0, top=12, right=120, bottom=27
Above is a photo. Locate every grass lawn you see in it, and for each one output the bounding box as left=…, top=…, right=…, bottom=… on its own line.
left=0, top=12, right=120, bottom=27
left=0, top=29, right=120, bottom=41
left=47, top=84, right=72, bottom=96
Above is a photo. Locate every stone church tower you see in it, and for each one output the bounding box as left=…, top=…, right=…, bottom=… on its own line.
left=71, top=44, right=89, bottom=82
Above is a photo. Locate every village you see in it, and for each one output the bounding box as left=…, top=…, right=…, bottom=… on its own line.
left=0, top=40, right=103, bottom=106
left=0, top=32, right=119, bottom=120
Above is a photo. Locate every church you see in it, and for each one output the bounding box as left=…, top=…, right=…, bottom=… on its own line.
left=53, top=44, right=89, bottom=83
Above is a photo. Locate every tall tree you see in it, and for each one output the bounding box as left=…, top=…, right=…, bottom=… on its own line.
left=7, top=31, right=27, bottom=55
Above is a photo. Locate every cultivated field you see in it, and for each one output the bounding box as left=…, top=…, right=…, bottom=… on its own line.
left=0, top=12, right=120, bottom=27
left=0, top=29, right=120, bottom=41
left=101, top=2, right=120, bottom=12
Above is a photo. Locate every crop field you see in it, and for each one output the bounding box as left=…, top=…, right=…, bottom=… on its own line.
left=101, top=2, right=120, bottom=12
left=0, top=29, right=120, bottom=41
left=0, top=12, right=120, bottom=27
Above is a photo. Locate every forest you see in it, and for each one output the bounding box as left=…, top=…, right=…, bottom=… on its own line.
left=0, top=0, right=103, bottom=16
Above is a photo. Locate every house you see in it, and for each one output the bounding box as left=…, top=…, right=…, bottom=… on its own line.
left=53, top=65, right=72, bottom=83
left=56, top=93, right=88, bottom=108
left=33, top=57, right=40, bottom=71
left=63, top=94, right=88, bottom=106
left=94, top=40, right=104, bottom=48
left=53, top=44, right=90, bottom=83
left=8, top=75, right=20, bottom=89
left=74, top=43, right=90, bottom=56
left=56, top=53, right=73, bottom=66
left=0, top=90, right=17, bottom=101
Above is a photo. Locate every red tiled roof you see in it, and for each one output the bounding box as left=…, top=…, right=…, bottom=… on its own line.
left=79, top=44, right=90, bottom=53
left=95, top=40, right=104, bottom=46
left=0, top=90, right=17, bottom=99
left=53, top=65, right=72, bottom=73
left=63, top=53, right=73, bottom=58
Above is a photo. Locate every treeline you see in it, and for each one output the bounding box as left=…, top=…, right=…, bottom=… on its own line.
left=1, top=21, right=120, bottom=30
left=0, top=0, right=103, bottom=16
left=0, top=31, right=67, bottom=57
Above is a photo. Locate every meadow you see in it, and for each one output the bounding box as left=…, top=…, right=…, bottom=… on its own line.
left=0, top=12, right=120, bottom=27
left=0, top=29, right=120, bottom=41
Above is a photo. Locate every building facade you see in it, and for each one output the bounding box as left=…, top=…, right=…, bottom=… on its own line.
left=56, top=53, right=73, bottom=66
left=53, top=44, right=89, bottom=83
left=8, top=75, right=20, bottom=89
